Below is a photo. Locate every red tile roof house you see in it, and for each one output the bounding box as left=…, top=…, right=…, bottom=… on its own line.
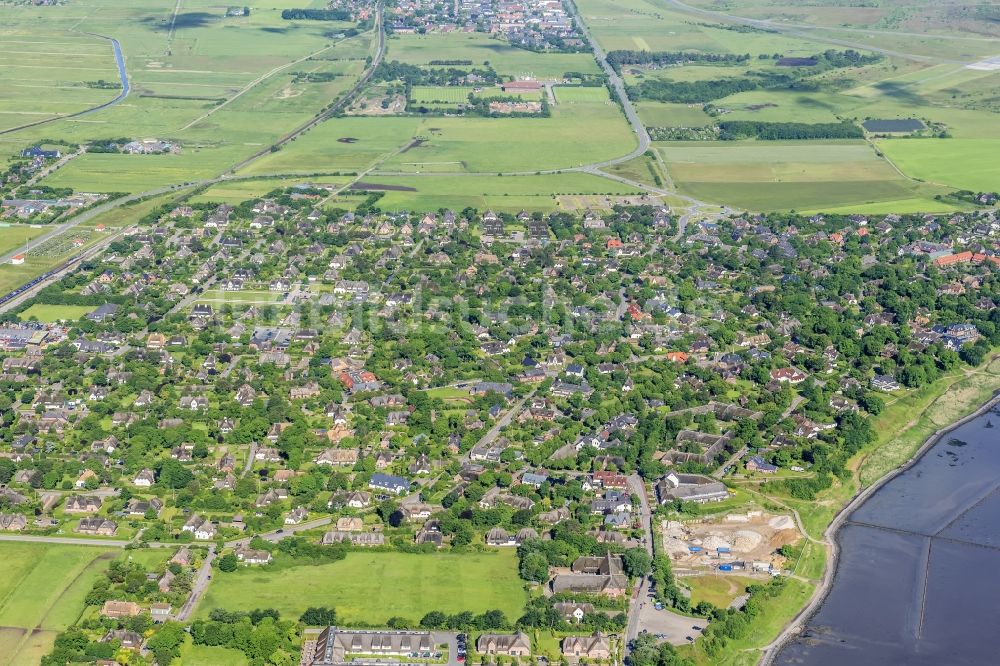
left=770, top=367, right=807, bottom=384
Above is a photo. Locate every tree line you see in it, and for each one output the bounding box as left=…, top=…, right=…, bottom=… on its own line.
left=607, top=50, right=751, bottom=72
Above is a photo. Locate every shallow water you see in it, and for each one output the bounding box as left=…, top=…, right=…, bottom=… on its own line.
left=774, top=410, right=1000, bottom=665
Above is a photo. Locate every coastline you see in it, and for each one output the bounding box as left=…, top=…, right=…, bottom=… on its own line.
left=758, top=388, right=1000, bottom=666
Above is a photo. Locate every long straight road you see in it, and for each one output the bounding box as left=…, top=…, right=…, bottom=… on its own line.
left=563, top=0, right=649, bottom=168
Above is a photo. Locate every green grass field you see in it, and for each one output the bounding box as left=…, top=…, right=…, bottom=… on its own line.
left=659, top=141, right=950, bottom=211
left=0, top=33, right=120, bottom=133
left=179, top=637, right=249, bottom=666
left=18, top=304, right=95, bottom=322
left=196, top=550, right=527, bottom=625
left=341, top=173, right=642, bottom=211
left=0, top=543, right=119, bottom=666
left=686, top=575, right=756, bottom=609
left=877, top=138, right=1000, bottom=192
left=636, top=102, right=711, bottom=128
left=0, top=225, right=51, bottom=258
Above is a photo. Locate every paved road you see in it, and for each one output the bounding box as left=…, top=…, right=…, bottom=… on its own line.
left=0, top=534, right=133, bottom=547
left=176, top=546, right=216, bottom=620
left=461, top=387, right=538, bottom=463
left=563, top=0, right=649, bottom=168
left=624, top=474, right=653, bottom=653
left=226, top=516, right=333, bottom=548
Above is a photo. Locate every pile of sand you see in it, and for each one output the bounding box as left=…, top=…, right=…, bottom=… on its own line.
left=768, top=515, right=795, bottom=530
left=701, top=535, right=733, bottom=551
left=732, top=530, right=764, bottom=552
left=663, top=521, right=687, bottom=538
left=663, top=536, right=690, bottom=557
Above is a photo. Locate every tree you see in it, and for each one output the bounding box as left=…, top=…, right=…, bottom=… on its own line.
left=300, top=607, right=337, bottom=625
left=420, top=611, right=448, bottom=629
left=623, top=548, right=653, bottom=578
left=0, top=459, right=14, bottom=485
left=218, top=553, right=238, bottom=572
left=518, top=551, right=549, bottom=583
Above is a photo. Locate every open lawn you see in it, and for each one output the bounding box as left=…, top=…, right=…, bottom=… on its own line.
left=179, top=636, right=249, bottom=666
left=0, top=543, right=119, bottom=666
left=18, top=303, right=95, bottom=322
left=680, top=578, right=813, bottom=666
left=685, top=575, right=756, bottom=609
left=0, top=225, right=51, bottom=258
left=195, top=550, right=527, bottom=625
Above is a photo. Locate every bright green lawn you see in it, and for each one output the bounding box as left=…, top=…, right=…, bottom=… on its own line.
left=195, top=550, right=527, bottom=624
left=18, top=304, right=95, bottom=322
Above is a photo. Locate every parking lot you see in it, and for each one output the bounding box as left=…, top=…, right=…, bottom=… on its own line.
left=635, top=598, right=704, bottom=646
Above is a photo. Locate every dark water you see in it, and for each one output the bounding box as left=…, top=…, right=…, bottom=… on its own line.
left=775, top=410, right=1000, bottom=666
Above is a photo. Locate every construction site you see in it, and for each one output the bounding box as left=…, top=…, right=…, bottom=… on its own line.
left=661, top=511, right=802, bottom=578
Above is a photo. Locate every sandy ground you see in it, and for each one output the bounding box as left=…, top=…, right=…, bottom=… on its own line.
left=663, top=511, right=801, bottom=574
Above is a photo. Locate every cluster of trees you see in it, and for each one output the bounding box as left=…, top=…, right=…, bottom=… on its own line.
left=628, top=77, right=758, bottom=104
left=191, top=608, right=299, bottom=665
left=517, top=596, right=627, bottom=631
left=699, top=578, right=788, bottom=657
left=417, top=609, right=513, bottom=630
left=280, top=8, right=352, bottom=20
left=717, top=120, right=863, bottom=140
left=627, top=49, right=881, bottom=103
left=463, top=95, right=551, bottom=118
left=607, top=50, right=750, bottom=72
left=373, top=60, right=500, bottom=87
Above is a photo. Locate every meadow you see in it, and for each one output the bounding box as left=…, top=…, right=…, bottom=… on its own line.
left=877, top=139, right=1000, bottom=192
left=0, top=543, right=119, bottom=666
left=195, top=550, right=527, bottom=624
left=659, top=140, right=950, bottom=211
left=0, top=33, right=120, bottom=133
left=0, top=225, right=49, bottom=257
left=189, top=176, right=345, bottom=205
left=340, top=173, right=642, bottom=212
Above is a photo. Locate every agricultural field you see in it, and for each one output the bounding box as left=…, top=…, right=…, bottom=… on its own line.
left=0, top=0, right=375, bottom=194
left=658, top=141, right=952, bottom=212
left=379, top=91, right=635, bottom=173
left=877, top=139, right=1000, bottom=192
left=195, top=550, right=527, bottom=625
left=0, top=543, right=119, bottom=666
left=188, top=176, right=344, bottom=204
left=0, top=33, right=121, bottom=134
left=246, top=86, right=634, bottom=177
left=335, top=173, right=643, bottom=212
